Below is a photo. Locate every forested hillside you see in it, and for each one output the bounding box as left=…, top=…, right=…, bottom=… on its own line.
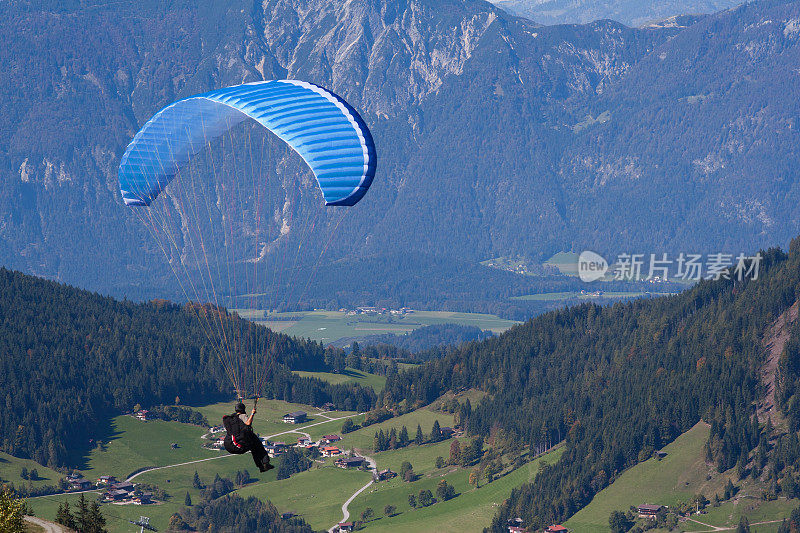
left=0, top=268, right=375, bottom=468
left=382, top=238, right=800, bottom=529
left=1, top=0, right=797, bottom=307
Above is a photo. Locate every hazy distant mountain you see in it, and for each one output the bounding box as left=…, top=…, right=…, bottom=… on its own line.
left=489, top=0, right=742, bottom=26
left=0, top=0, right=798, bottom=305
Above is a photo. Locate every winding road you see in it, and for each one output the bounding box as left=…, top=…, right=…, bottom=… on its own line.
left=24, top=516, right=68, bottom=532
left=328, top=455, right=376, bottom=533
left=686, top=517, right=787, bottom=531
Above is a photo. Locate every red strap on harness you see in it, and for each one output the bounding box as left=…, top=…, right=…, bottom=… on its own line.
left=230, top=434, right=244, bottom=449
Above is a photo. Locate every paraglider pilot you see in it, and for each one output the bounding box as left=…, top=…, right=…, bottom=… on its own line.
left=222, top=399, right=273, bottom=472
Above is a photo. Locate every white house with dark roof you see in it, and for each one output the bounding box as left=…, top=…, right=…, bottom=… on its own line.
left=282, top=411, right=307, bottom=424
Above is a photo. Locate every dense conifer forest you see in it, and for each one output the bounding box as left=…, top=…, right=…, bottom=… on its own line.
left=0, top=268, right=375, bottom=467
left=381, top=239, right=800, bottom=529
left=167, top=494, right=316, bottom=532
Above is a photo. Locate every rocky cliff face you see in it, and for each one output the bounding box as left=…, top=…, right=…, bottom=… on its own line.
left=0, top=0, right=797, bottom=303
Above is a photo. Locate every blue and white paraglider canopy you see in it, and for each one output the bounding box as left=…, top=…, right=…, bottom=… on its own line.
left=119, top=80, right=376, bottom=207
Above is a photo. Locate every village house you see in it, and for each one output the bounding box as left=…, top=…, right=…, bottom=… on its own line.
left=134, top=410, right=150, bottom=421
left=638, top=504, right=664, bottom=518
left=265, top=442, right=287, bottom=458
left=375, top=469, right=396, bottom=481
left=105, top=489, right=129, bottom=501
left=69, top=478, right=92, bottom=491
left=320, top=402, right=335, bottom=411
left=506, top=517, right=525, bottom=532
left=336, top=522, right=354, bottom=532
left=545, top=525, right=568, bottom=533
left=110, top=481, right=135, bottom=492
left=335, top=456, right=365, bottom=469
left=96, top=475, right=117, bottom=487
left=295, top=437, right=312, bottom=447
left=320, top=434, right=341, bottom=445
left=134, top=492, right=152, bottom=505
left=283, top=411, right=307, bottom=424
left=321, top=446, right=342, bottom=457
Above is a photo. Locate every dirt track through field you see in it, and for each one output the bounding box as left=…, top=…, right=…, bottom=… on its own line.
left=329, top=455, right=376, bottom=532
left=25, top=516, right=67, bottom=533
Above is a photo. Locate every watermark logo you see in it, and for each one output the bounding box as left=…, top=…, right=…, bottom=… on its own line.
left=577, top=251, right=762, bottom=282
left=578, top=250, right=609, bottom=282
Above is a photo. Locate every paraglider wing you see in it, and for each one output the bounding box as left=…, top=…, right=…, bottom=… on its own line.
left=118, top=80, right=376, bottom=207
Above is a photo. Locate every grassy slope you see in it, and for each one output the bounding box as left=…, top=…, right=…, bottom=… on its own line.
left=293, top=368, right=387, bottom=393
left=77, top=416, right=217, bottom=480
left=236, top=464, right=372, bottom=530
left=339, top=409, right=456, bottom=452
left=0, top=451, right=64, bottom=491
left=566, top=422, right=798, bottom=533
left=351, top=447, right=564, bottom=532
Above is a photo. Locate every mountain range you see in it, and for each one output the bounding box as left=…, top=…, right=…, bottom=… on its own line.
left=1, top=0, right=799, bottom=305
left=489, top=0, right=742, bottom=26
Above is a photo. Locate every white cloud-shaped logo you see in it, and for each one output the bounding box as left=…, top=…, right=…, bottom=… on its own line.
left=578, top=250, right=608, bottom=282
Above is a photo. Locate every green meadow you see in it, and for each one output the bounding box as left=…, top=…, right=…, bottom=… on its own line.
left=236, top=464, right=372, bottom=530
left=293, top=368, right=387, bottom=393
left=566, top=422, right=798, bottom=533
left=236, top=309, right=517, bottom=343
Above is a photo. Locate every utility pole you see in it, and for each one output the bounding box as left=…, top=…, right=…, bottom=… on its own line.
left=130, top=516, right=157, bottom=532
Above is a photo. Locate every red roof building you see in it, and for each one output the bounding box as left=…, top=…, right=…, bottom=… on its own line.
left=321, top=446, right=342, bottom=457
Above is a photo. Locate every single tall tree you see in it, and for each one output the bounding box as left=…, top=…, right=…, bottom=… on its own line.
left=415, top=424, right=424, bottom=445
left=86, top=500, right=107, bottom=533
left=56, top=501, right=77, bottom=530
left=75, top=494, right=90, bottom=532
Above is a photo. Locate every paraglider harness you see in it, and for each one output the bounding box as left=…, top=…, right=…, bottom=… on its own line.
left=222, top=397, right=257, bottom=455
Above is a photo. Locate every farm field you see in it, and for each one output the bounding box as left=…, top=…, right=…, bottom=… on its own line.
left=565, top=422, right=798, bottom=532
left=293, top=368, right=387, bottom=393
left=235, top=309, right=518, bottom=343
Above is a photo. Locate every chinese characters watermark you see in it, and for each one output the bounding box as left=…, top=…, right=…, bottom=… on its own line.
left=578, top=251, right=762, bottom=283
